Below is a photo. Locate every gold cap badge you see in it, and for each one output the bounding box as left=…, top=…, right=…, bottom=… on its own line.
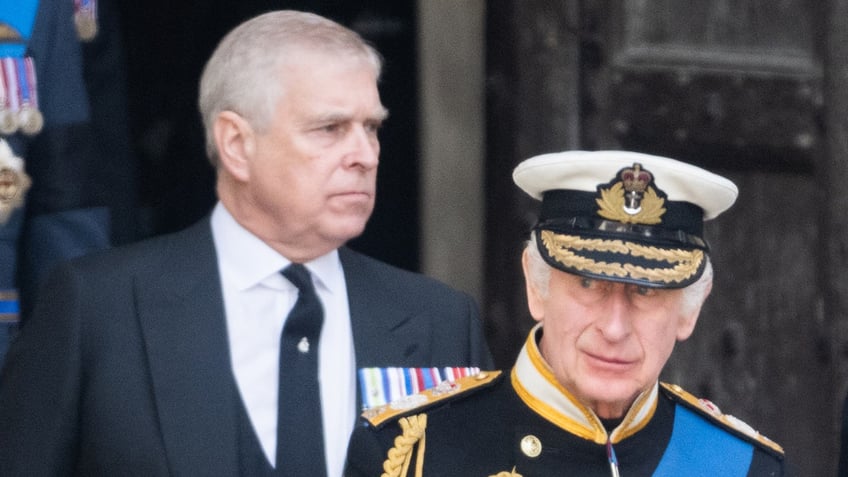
left=596, top=163, right=667, bottom=224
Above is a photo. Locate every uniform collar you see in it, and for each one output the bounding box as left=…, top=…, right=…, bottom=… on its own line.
left=511, top=323, right=658, bottom=444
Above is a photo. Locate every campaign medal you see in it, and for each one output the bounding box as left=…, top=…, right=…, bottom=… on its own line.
left=0, top=60, right=16, bottom=135
left=0, top=138, right=30, bottom=224
left=16, top=57, right=42, bottom=136
left=0, top=110, right=13, bottom=135
left=74, top=0, right=98, bottom=41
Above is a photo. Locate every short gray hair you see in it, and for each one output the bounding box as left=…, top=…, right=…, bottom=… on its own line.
left=523, top=231, right=713, bottom=314
left=198, top=10, right=383, bottom=167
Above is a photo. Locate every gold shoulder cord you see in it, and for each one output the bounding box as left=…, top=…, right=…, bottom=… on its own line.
left=381, top=414, right=428, bottom=477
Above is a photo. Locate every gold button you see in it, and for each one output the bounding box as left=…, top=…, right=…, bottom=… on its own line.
left=520, top=435, right=542, bottom=458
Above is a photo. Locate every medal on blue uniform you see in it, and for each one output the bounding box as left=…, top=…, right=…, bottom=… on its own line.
left=74, top=0, right=98, bottom=41
left=0, top=0, right=41, bottom=223
left=15, top=57, right=42, bottom=135
left=0, top=62, right=16, bottom=135
left=0, top=0, right=41, bottom=136
left=0, top=57, right=42, bottom=136
left=0, top=138, right=31, bottom=224
left=0, top=58, right=19, bottom=135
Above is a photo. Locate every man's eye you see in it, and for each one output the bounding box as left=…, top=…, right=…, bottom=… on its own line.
left=580, top=278, right=594, bottom=289
left=365, top=121, right=382, bottom=134
left=635, top=286, right=654, bottom=296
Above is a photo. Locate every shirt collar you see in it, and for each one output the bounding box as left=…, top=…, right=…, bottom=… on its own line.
left=210, top=202, right=343, bottom=294
left=511, top=323, right=658, bottom=444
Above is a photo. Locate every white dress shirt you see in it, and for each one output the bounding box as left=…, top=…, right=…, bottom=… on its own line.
left=211, top=203, right=356, bottom=476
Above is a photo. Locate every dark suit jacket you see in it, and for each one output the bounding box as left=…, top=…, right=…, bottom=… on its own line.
left=0, top=218, right=493, bottom=476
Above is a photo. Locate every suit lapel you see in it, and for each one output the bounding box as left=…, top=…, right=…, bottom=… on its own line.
left=136, top=219, right=239, bottom=475
left=341, top=247, right=432, bottom=367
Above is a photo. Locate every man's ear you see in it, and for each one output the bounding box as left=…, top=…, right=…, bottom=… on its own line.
left=213, top=110, right=255, bottom=182
left=676, top=278, right=713, bottom=341
left=522, top=250, right=545, bottom=323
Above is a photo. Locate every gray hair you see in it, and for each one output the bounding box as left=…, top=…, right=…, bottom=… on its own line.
left=523, top=231, right=713, bottom=314
left=198, top=10, right=383, bottom=167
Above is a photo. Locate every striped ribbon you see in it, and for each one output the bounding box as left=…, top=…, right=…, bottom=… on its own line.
left=358, top=366, right=481, bottom=410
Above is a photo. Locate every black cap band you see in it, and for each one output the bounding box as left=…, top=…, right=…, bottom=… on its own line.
left=539, top=189, right=706, bottom=238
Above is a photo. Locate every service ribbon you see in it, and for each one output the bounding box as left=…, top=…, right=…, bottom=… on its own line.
left=15, top=57, right=41, bottom=135
left=0, top=60, right=15, bottom=135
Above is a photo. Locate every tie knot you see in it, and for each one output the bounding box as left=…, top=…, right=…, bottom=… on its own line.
left=282, top=263, right=313, bottom=292
left=280, top=263, right=323, bottom=341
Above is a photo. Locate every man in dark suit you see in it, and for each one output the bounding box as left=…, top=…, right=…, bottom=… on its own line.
left=0, top=10, right=492, bottom=476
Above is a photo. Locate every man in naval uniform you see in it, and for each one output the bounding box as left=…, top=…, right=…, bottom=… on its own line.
left=0, top=0, right=100, bottom=366
left=345, top=150, right=787, bottom=476
left=0, top=0, right=135, bottom=367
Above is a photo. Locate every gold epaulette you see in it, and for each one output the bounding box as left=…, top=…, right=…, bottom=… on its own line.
left=362, top=370, right=502, bottom=428
left=660, top=382, right=784, bottom=456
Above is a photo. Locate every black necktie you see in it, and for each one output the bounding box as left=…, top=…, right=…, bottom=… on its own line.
left=276, top=264, right=326, bottom=476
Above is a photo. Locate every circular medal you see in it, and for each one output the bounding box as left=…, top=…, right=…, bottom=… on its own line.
left=75, top=11, right=98, bottom=41
left=0, top=142, right=30, bottom=224
left=0, top=167, right=21, bottom=202
left=0, top=110, right=17, bottom=136
left=0, top=165, right=29, bottom=224
left=18, top=106, right=44, bottom=136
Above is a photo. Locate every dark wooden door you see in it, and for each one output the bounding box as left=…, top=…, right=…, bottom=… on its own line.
left=485, top=1, right=845, bottom=474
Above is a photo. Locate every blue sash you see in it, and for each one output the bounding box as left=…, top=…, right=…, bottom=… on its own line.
left=0, top=0, right=40, bottom=57
left=653, top=404, right=754, bottom=476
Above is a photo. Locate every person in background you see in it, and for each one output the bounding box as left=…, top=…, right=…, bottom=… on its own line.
left=0, top=10, right=492, bottom=476
left=345, top=150, right=786, bottom=476
left=0, top=0, right=136, bottom=367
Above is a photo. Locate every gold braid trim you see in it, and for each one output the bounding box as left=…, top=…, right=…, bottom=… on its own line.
left=627, top=242, right=700, bottom=264
left=381, top=414, right=427, bottom=477
left=545, top=246, right=629, bottom=278
left=540, top=231, right=703, bottom=284
left=540, top=233, right=629, bottom=277
left=546, top=233, right=630, bottom=254
left=624, top=251, right=703, bottom=282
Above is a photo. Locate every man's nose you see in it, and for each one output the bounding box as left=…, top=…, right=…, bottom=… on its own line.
left=344, top=125, right=380, bottom=169
left=595, top=290, right=634, bottom=342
